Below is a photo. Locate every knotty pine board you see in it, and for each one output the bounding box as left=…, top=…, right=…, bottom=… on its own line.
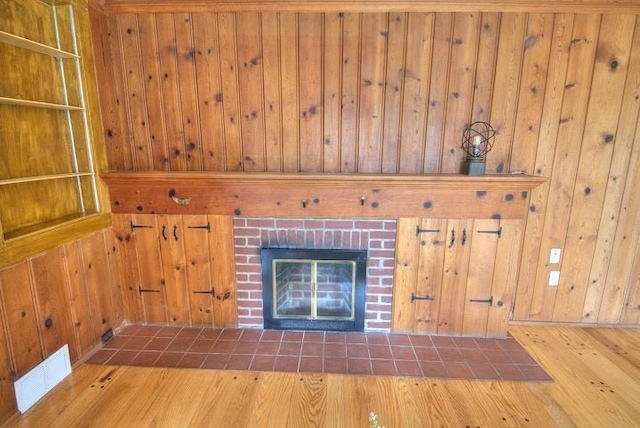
left=88, top=8, right=640, bottom=326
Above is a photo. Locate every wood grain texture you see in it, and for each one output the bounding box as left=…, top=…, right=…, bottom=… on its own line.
left=4, top=326, right=639, bottom=427
left=85, top=8, right=640, bottom=327
left=0, top=229, right=121, bottom=423
left=103, top=0, right=640, bottom=14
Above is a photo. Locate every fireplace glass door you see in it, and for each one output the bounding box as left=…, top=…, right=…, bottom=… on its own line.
left=273, top=259, right=356, bottom=321
left=261, top=248, right=366, bottom=331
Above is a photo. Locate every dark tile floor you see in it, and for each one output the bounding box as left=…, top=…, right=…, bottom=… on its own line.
left=87, top=325, right=552, bottom=382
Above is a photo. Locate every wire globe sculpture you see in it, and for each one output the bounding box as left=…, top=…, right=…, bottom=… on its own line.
left=461, top=121, right=496, bottom=160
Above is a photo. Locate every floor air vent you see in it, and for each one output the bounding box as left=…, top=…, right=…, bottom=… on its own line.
left=14, top=345, right=72, bottom=413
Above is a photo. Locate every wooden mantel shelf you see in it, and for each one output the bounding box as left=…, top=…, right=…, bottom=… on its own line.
left=102, top=172, right=545, bottom=219
left=103, top=0, right=640, bottom=14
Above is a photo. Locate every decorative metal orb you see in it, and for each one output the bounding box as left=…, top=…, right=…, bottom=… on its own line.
left=461, top=121, right=496, bottom=160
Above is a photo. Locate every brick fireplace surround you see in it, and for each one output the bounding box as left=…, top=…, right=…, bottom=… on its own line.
left=233, top=218, right=397, bottom=331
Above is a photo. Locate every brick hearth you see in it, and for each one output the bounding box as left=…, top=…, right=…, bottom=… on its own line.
left=233, top=218, right=397, bottom=331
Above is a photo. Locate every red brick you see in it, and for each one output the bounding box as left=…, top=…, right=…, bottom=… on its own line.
left=247, top=218, right=276, bottom=228
left=325, top=220, right=354, bottom=229
left=355, top=220, right=383, bottom=230
left=235, top=228, right=260, bottom=237
left=233, top=218, right=247, bottom=227
left=367, top=304, right=392, bottom=312
left=304, top=219, right=325, bottom=229
left=276, top=219, right=305, bottom=229
left=366, top=321, right=391, bottom=329
left=383, top=221, right=397, bottom=231
left=370, top=231, right=396, bottom=240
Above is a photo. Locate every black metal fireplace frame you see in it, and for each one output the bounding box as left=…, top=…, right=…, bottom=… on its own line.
left=260, top=248, right=367, bottom=332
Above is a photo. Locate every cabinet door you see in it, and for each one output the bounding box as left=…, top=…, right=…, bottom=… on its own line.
left=113, top=214, right=167, bottom=324
left=393, top=218, right=446, bottom=334
left=392, top=218, right=522, bottom=338
left=113, top=214, right=237, bottom=328
left=158, top=215, right=191, bottom=325
left=483, top=219, right=523, bottom=337
left=436, top=219, right=474, bottom=336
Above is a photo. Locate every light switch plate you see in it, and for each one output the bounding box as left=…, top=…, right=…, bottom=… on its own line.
left=550, top=248, right=561, bottom=264
left=549, top=271, right=560, bottom=286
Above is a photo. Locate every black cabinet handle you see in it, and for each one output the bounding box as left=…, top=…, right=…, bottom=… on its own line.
left=448, top=228, right=456, bottom=248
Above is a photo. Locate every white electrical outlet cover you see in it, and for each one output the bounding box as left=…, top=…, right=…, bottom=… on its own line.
left=549, top=271, right=560, bottom=286
left=550, top=248, right=561, bottom=264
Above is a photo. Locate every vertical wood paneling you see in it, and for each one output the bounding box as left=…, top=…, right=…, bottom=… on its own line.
left=509, top=13, right=554, bottom=172
left=81, top=232, right=117, bottom=339
left=323, top=13, right=343, bottom=173
left=423, top=13, right=453, bottom=173
left=340, top=13, right=361, bottom=172
left=0, top=264, right=42, bottom=376
left=600, top=44, right=640, bottom=323
left=380, top=12, right=407, bottom=173
left=118, top=14, right=152, bottom=170
left=440, top=13, right=481, bottom=174
left=0, top=229, right=126, bottom=423
left=62, top=241, right=96, bottom=358
left=513, top=13, right=574, bottom=320
left=262, top=13, right=284, bottom=172
left=279, top=13, right=300, bottom=172
left=174, top=13, right=204, bottom=171
left=103, top=229, right=127, bottom=328
left=298, top=13, right=324, bottom=172
left=487, top=13, right=527, bottom=174
left=136, top=14, right=169, bottom=171
left=155, top=14, right=186, bottom=170
left=585, top=15, right=640, bottom=323
left=621, top=240, right=640, bottom=324
left=193, top=14, right=227, bottom=171
left=357, top=13, right=388, bottom=173
left=92, top=10, right=640, bottom=326
left=236, top=13, right=266, bottom=171
left=471, top=13, right=500, bottom=124
left=528, top=14, right=600, bottom=321
left=89, top=6, right=134, bottom=171
left=553, top=15, right=636, bottom=322
left=29, top=249, right=79, bottom=362
left=398, top=13, right=432, bottom=173
left=218, top=13, right=243, bottom=171
left=0, top=308, right=16, bottom=422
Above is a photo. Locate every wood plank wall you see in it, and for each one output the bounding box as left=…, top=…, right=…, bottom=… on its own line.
left=0, top=229, right=125, bottom=419
left=89, top=8, right=640, bottom=325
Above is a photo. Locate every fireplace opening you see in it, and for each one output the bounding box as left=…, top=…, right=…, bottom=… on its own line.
left=260, top=248, right=367, bottom=331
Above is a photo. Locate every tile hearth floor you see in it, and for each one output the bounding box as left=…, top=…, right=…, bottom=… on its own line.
left=87, top=325, right=552, bottom=382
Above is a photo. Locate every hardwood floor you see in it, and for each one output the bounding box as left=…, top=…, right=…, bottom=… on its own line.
left=4, top=326, right=640, bottom=427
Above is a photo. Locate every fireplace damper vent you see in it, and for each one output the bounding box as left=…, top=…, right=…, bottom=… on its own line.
left=261, top=248, right=367, bottom=331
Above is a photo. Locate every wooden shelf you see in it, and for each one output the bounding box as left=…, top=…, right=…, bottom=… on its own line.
left=0, top=173, right=94, bottom=186
left=0, top=97, right=83, bottom=111
left=0, top=30, right=77, bottom=59
left=104, top=0, right=640, bottom=14
left=102, top=172, right=546, bottom=219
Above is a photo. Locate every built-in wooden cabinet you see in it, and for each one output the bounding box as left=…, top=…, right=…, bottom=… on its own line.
left=112, top=214, right=237, bottom=327
left=393, top=218, right=522, bottom=338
